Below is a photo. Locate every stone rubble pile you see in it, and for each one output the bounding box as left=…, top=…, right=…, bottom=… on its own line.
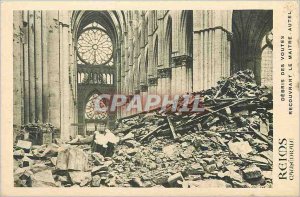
left=14, top=70, right=273, bottom=188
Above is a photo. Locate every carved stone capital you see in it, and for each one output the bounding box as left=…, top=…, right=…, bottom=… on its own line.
left=171, top=55, right=193, bottom=68
left=140, top=84, right=148, bottom=92
left=157, top=67, right=172, bottom=78
left=148, top=77, right=158, bottom=86
left=134, top=89, right=140, bottom=94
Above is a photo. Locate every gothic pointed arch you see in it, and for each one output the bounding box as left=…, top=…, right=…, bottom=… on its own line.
left=165, top=16, right=172, bottom=67
left=231, top=10, right=273, bottom=84
left=153, top=35, right=159, bottom=75
left=180, top=10, right=193, bottom=56
left=72, top=11, right=122, bottom=135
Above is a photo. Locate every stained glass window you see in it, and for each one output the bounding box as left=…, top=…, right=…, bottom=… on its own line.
left=85, top=93, right=108, bottom=120
left=77, top=27, right=113, bottom=65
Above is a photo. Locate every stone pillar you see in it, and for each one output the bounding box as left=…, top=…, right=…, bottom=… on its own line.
left=157, top=68, right=171, bottom=95
left=22, top=11, right=30, bottom=124
left=171, top=55, right=193, bottom=95
left=139, top=15, right=146, bottom=86
left=148, top=77, right=158, bottom=95
left=35, top=11, right=43, bottom=122
left=139, top=12, right=148, bottom=105
left=147, top=12, right=154, bottom=84
left=13, top=11, right=23, bottom=128
left=128, top=20, right=134, bottom=96
left=193, top=10, right=232, bottom=92
left=156, top=12, right=166, bottom=97
left=171, top=11, right=179, bottom=56
left=68, top=12, right=77, bottom=138
left=119, top=36, right=125, bottom=119
left=13, top=11, right=76, bottom=139
left=133, top=12, right=140, bottom=93
left=42, top=11, right=49, bottom=122
left=124, top=31, right=129, bottom=96
left=28, top=11, right=36, bottom=122
left=60, top=11, right=71, bottom=140
left=157, top=12, right=164, bottom=67
left=47, top=11, right=61, bottom=129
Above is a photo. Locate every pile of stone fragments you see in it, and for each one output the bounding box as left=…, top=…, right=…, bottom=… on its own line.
left=14, top=70, right=273, bottom=188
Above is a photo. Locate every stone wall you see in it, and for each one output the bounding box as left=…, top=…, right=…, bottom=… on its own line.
left=13, top=11, right=77, bottom=140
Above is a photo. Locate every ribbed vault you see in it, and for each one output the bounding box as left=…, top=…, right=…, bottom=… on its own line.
left=231, top=10, right=273, bottom=84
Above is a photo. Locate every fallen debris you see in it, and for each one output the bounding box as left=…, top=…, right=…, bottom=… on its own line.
left=243, top=165, right=262, bottom=180
left=31, top=170, right=56, bottom=187
left=56, top=146, right=89, bottom=171
left=167, top=172, right=184, bottom=187
left=228, top=140, right=253, bottom=156
left=13, top=70, right=273, bottom=188
left=16, top=140, right=32, bottom=152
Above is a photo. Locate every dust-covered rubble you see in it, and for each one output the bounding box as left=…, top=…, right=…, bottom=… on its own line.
left=14, top=70, right=273, bottom=188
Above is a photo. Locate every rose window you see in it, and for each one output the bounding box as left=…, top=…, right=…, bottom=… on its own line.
left=77, top=27, right=113, bottom=65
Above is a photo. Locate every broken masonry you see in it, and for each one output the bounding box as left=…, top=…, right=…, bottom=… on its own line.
left=13, top=70, right=273, bottom=188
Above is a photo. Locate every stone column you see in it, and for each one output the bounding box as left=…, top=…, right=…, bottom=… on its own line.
left=128, top=20, right=134, bottom=96
left=28, top=11, right=36, bottom=122
left=60, top=11, right=71, bottom=140
left=35, top=11, right=43, bottom=122
left=148, top=77, right=158, bottom=95
left=124, top=31, right=129, bottom=96
left=171, top=55, right=193, bottom=95
left=147, top=12, right=155, bottom=96
left=193, top=10, right=232, bottom=92
left=157, top=68, right=171, bottom=95
left=171, top=11, right=179, bottom=56
left=22, top=11, right=30, bottom=124
left=119, top=37, right=125, bottom=119
left=170, top=11, right=194, bottom=95
left=156, top=12, right=166, bottom=96
left=42, top=11, right=49, bottom=122
left=13, top=11, right=23, bottom=127
left=139, top=12, right=148, bottom=105
left=139, top=15, right=146, bottom=86
left=133, top=12, right=140, bottom=94
left=47, top=11, right=61, bottom=129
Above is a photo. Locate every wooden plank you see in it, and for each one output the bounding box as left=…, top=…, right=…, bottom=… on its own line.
left=249, top=125, right=273, bottom=147
left=177, top=98, right=255, bottom=128
left=139, top=123, right=167, bottom=142
left=166, top=116, right=177, bottom=140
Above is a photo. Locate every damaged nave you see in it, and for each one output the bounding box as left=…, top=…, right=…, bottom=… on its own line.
left=14, top=70, right=273, bottom=188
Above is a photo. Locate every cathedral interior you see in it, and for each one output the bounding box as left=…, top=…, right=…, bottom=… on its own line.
left=13, top=10, right=273, bottom=141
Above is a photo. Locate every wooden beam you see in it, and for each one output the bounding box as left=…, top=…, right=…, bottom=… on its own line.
left=166, top=116, right=177, bottom=140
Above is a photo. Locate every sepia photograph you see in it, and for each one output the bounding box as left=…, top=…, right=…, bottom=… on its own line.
left=11, top=9, right=275, bottom=188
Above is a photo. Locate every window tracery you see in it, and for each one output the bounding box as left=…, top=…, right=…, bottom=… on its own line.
left=77, top=25, right=113, bottom=65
